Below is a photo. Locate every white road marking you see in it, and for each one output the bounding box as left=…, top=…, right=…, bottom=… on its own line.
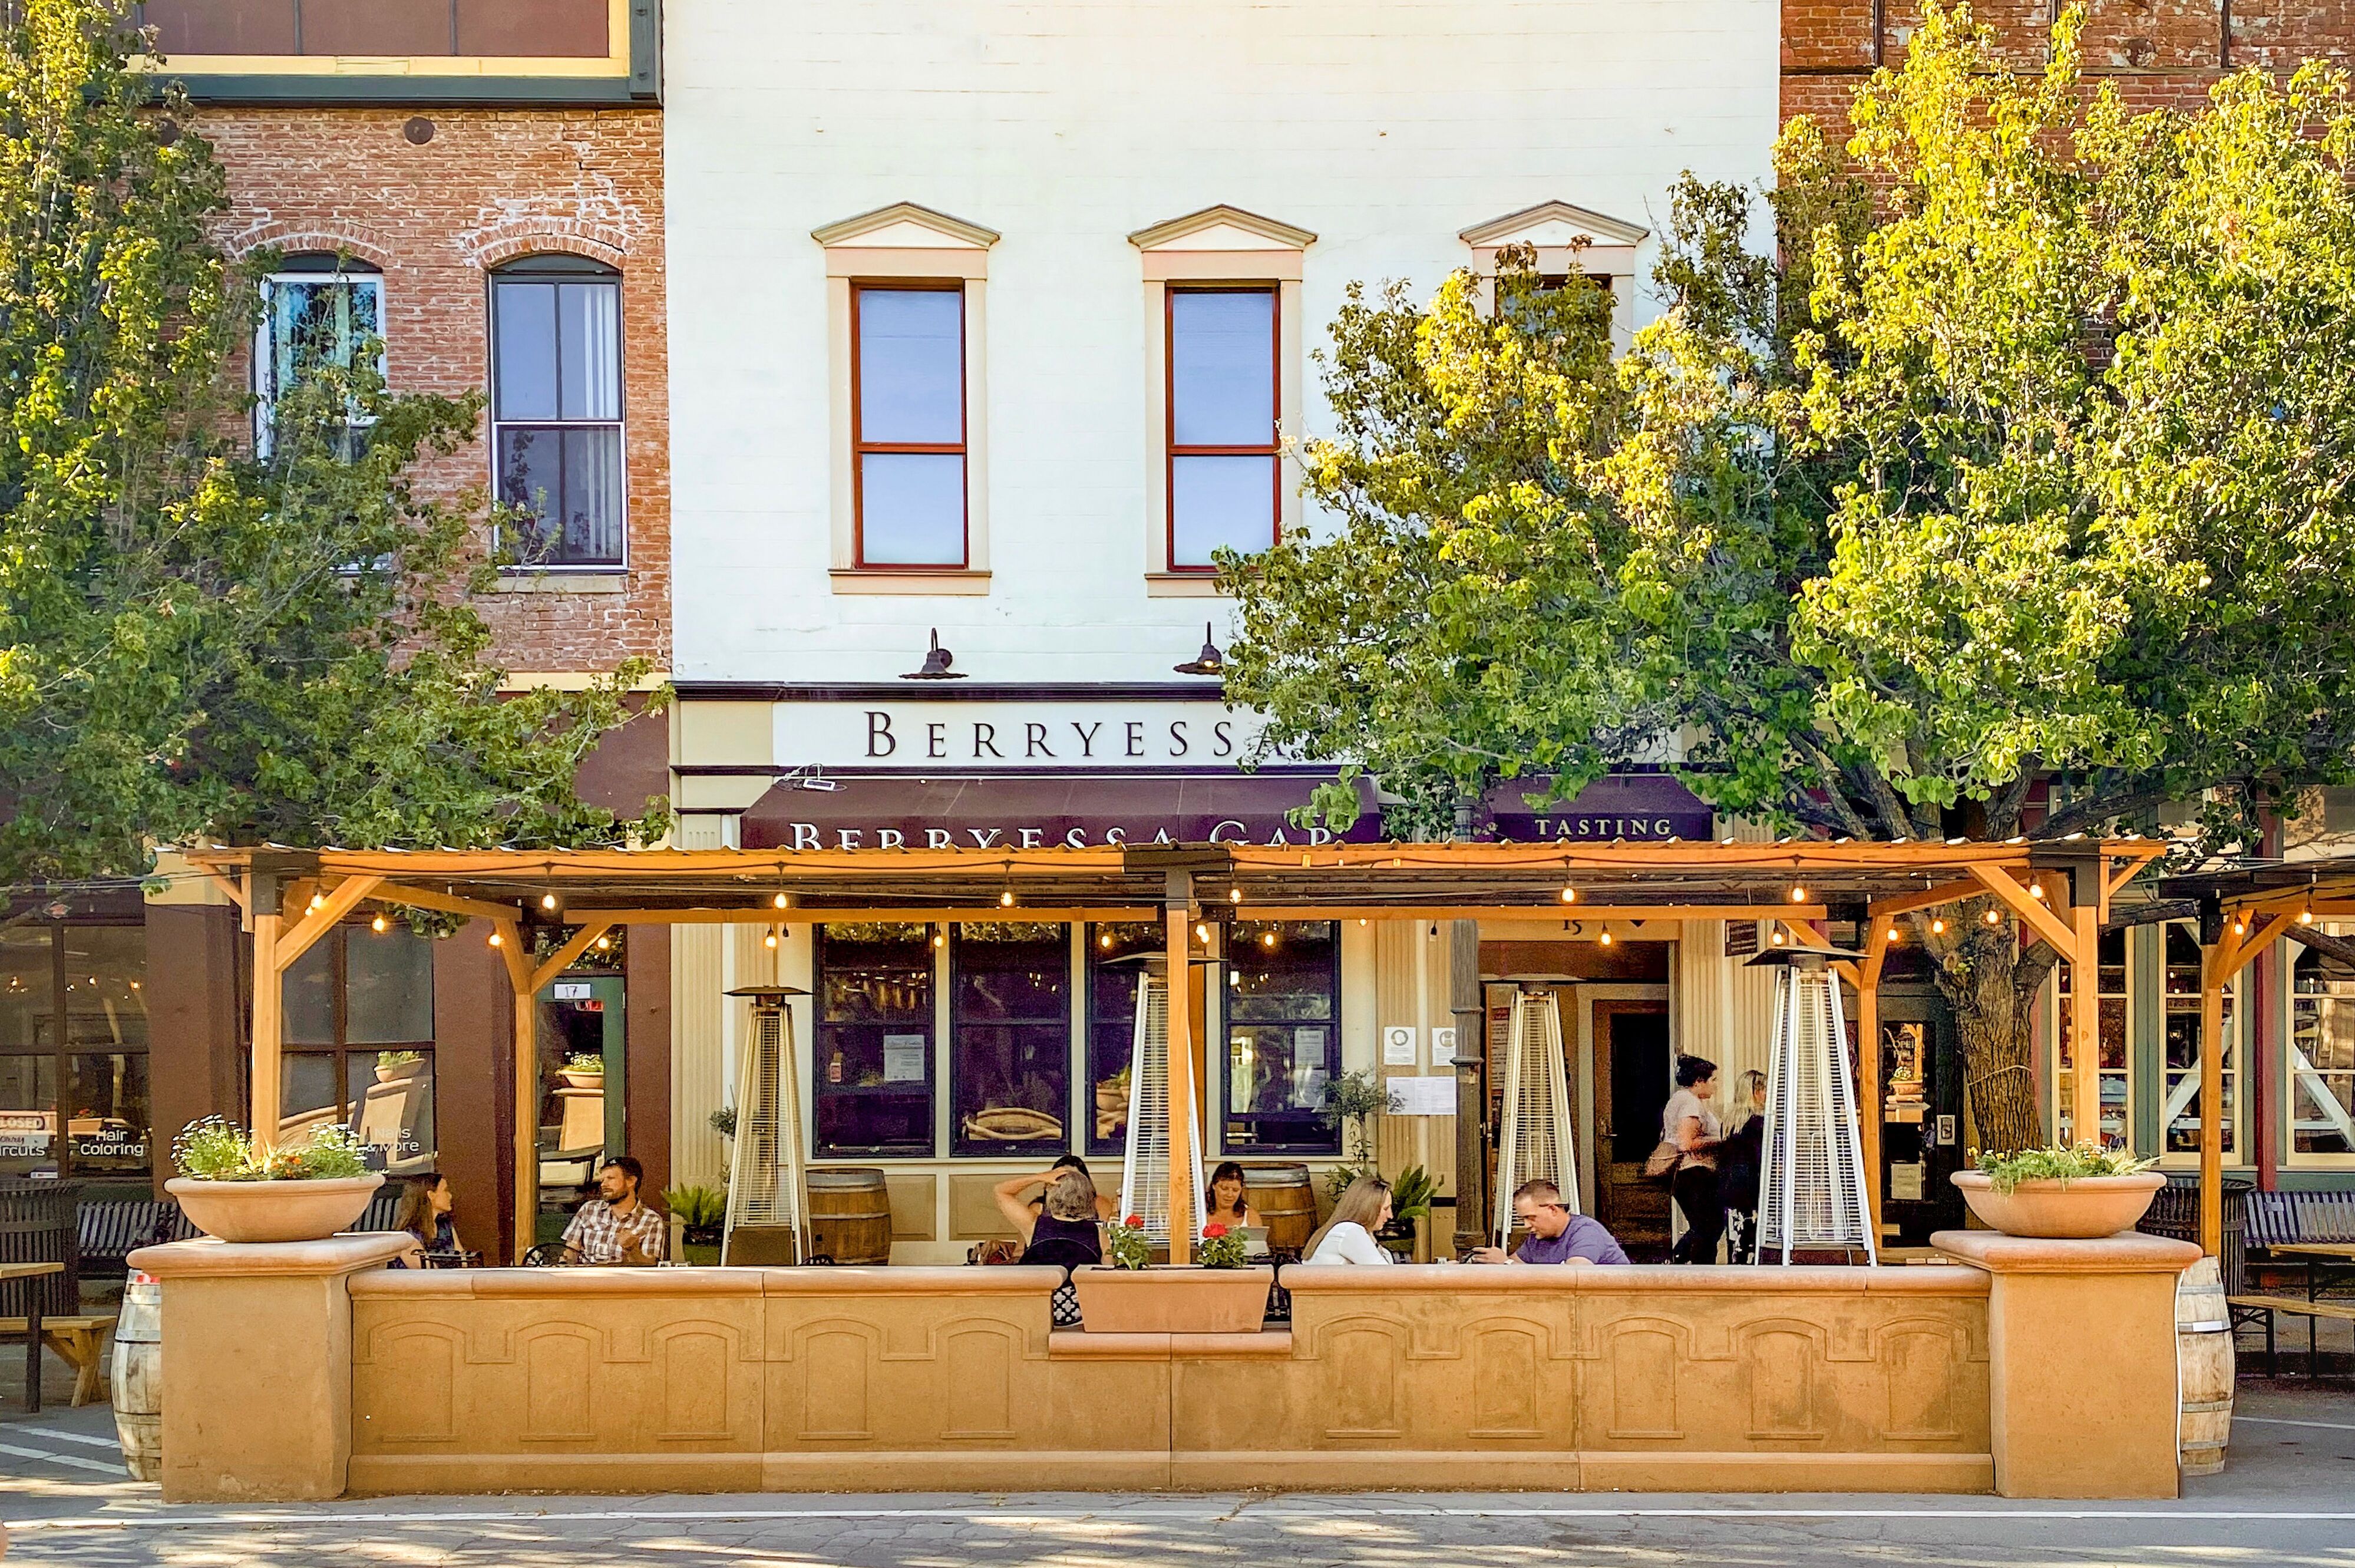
left=2234, top=1414, right=2355, bottom=1434
left=14, top=1505, right=2355, bottom=1531
left=22, top=1428, right=125, bottom=1450
left=0, top=1440, right=125, bottom=1476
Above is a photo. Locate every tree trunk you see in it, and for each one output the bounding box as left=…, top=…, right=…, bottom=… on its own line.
left=1920, top=900, right=2053, bottom=1155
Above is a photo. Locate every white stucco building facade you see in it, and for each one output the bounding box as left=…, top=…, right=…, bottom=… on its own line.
left=660, top=0, right=1781, bottom=1257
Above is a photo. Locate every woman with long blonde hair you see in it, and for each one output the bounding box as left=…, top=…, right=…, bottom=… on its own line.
left=1303, top=1175, right=1394, bottom=1266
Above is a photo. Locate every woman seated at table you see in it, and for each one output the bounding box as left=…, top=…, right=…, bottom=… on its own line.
left=1303, top=1175, right=1394, bottom=1266
left=1205, top=1160, right=1263, bottom=1232
left=389, top=1173, right=461, bottom=1269
left=992, top=1168, right=1103, bottom=1267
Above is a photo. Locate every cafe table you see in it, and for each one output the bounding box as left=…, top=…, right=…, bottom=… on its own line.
left=0, top=1260, right=62, bottom=1414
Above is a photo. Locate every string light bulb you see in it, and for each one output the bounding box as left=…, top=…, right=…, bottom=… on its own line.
left=2030, top=883, right=2047, bottom=901
left=765, top=929, right=779, bottom=950
left=1984, top=907, right=2003, bottom=925
left=999, top=889, right=1017, bottom=907
left=487, top=930, right=504, bottom=948
left=594, top=934, right=611, bottom=952
left=1931, top=917, right=1947, bottom=935
left=2301, top=907, right=2315, bottom=924
left=371, top=913, right=388, bottom=933
left=308, top=893, right=326, bottom=914
left=1229, top=887, right=1243, bottom=904
left=1599, top=930, right=1614, bottom=947
left=2233, top=919, right=2246, bottom=936
left=1261, top=931, right=1277, bottom=949
left=1196, top=922, right=1210, bottom=943
left=1771, top=928, right=1787, bottom=946
left=933, top=929, right=946, bottom=949
left=774, top=892, right=790, bottom=910
left=1885, top=925, right=1900, bottom=943
left=1789, top=886, right=1808, bottom=903
left=1099, top=931, right=1115, bottom=949
left=541, top=893, right=559, bottom=911
left=1560, top=886, right=1577, bottom=905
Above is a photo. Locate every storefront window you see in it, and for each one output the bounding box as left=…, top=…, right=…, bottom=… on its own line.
left=951, top=923, right=1069, bottom=1157
left=280, top=923, right=435, bottom=1173
left=1223, top=920, right=1340, bottom=1154
left=1086, top=923, right=1161, bottom=1155
left=814, top=923, right=936, bottom=1157
left=2055, top=927, right=2129, bottom=1146
left=2291, top=935, right=2355, bottom=1160
left=0, top=925, right=148, bottom=1176
left=2162, top=924, right=2239, bottom=1160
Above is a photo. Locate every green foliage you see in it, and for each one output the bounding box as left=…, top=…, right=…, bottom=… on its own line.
left=375, top=1049, right=421, bottom=1068
left=1320, top=1069, right=1402, bottom=1163
left=1388, top=1164, right=1436, bottom=1222
left=708, top=1105, right=738, bottom=1140
left=1196, top=1221, right=1248, bottom=1269
left=660, top=1183, right=727, bottom=1233
left=0, top=0, right=667, bottom=886
left=1322, top=1162, right=1365, bottom=1204
left=1105, top=1214, right=1153, bottom=1270
left=171, top=1116, right=369, bottom=1181
left=563, top=1051, right=606, bottom=1075
left=1973, top=1143, right=2158, bottom=1193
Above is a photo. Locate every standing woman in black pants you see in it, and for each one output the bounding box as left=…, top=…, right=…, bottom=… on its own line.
left=1662, top=1055, right=1725, bottom=1263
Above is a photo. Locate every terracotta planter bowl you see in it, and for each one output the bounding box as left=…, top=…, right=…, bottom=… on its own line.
left=1950, top=1170, right=2164, bottom=1239
left=166, top=1175, right=385, bottom=1245
left=557, top=1069, right=606, bottom=1090
left=1072, top=1265, right=1273, bottom=1333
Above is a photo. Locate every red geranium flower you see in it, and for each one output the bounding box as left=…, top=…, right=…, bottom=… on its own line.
left=1202, top=1222, right=1228, bottom=1239
left=1124, top=1214, right=1144, bottom=1228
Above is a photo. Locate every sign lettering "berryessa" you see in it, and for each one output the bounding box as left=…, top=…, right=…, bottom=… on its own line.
left=863, top=711, right=1240, bottom=762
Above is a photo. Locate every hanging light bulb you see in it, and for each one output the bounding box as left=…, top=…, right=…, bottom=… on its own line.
left=765, top=929, right=779, bottom=950
left=1884, top=925, right=1900, bottom=943
left=2301, top=907, right=2315, bottom=924
left=1229, top=887, right=1243, bottom=905
left=1261, top=931, right=1277, bottom=949
left=1099, top=931, right=1115, bottom=949
left=1984, top=907, right=2003, bottom=925
left=932, top=929, right=946, bottom=949
left=541, top=893, right=559, bottom=911
left=774, top=892, right=790, bottom=910
left=371, top=913, right=388, bottom=933
left=999, top=889, right=1017, bottom=907
left=308, top=893, right=326, bottom=914
left=2233, top=918, right=2246, bottom=936
left=2030, top=882, right=2047, bottom=901
left=1196, top=923, right=1210, bottom=943
left=1790, top=886, right=1808, bottom=903
left=1931, top=916, right=1946, bottom=935
left=1560, top=886, right=1577, bottom=905
left=487, top=930, right=504, bottom=948
left=594, top=934, right=611, bottom=952
left=1598, top=930, right=1614, bottom=947
left=1771, top=928, right=1786, bottom=946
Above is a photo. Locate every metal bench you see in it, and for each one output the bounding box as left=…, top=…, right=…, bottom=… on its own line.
left=2230, top=1190, right=2355, bottom=1375
left=77, top=1200, right=196, bottom=1277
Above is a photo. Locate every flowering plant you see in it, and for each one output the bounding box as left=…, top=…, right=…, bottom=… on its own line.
left=1105, top=1214, right=1154, bottom=1270
left=1197, top=1220, right=1248, bottom=1269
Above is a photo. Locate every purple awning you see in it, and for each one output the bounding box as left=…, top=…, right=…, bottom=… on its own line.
left=741, top=772, right=1380, bottom=851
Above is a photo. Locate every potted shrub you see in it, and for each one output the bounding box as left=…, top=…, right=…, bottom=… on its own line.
left=662, top=1183, right=727, bottom=1265
left=557, top=1051, right=607, bottom=1090
left=1072, top=1215, right=1273, bottom=1333
left=165, top=1117, right=384, bottom=1245
left=1951, top=1144, right=2164, bottom=1239
left=373, top=1049, right=426, bottom=1084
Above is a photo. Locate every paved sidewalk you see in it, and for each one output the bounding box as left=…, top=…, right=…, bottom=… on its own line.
left=5, top=1381, right=2353, bottom=1565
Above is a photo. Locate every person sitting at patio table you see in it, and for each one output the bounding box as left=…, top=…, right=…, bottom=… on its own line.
left=1468, top=1179, right=1629, bottom=1266
left=560, top=1155, right=666, bottom=1266
left=993, top=1156, right=1115, bottom=1245
left=1303, top=1175, right=1395, bottom=1265
left=389, top=1172, right=461, bottom=1269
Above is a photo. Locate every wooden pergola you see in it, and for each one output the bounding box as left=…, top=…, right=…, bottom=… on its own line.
left=2149, top=857, right=2355, bottom=1256
left=186, top=836, right=2169, bottom=1263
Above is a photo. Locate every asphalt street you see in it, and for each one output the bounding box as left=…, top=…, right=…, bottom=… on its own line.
left=5, top=1378, right=2354, bottom=1565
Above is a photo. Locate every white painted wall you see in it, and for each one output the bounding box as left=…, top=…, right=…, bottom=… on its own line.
left=664, top=0, right=1780, bottom=685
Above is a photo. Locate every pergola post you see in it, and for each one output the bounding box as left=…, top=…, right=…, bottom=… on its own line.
left=1449, top=918, right=1486, bottom=1256
left=2197, top=940, right=2226, bottom=1257
left=249, top=881, right=283, bottom=1152
left=1858, top=915, right=1895, bottom=1244
left=2070, top=898, right=2102, bottom=1148
left=493, top=919, right=535, bottom=1262
left=1162, top=873, right=1195, bottom=1264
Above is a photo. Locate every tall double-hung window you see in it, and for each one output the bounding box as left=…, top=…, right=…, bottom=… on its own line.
left=853, top=284, right=969, bottom=567
left=490, top=256, right=626, bottom=569
left=1166, top=287, right=1280, bottom=570
left=256, top=254, right=384, bottom=455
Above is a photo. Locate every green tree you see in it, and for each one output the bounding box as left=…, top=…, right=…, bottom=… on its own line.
left=0, top=0, right=665, bottom=888
left=1224, top=4, right=2355, bottom=1150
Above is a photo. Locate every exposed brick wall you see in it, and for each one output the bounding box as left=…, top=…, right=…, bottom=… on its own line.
left=1783, top=0, right=2355, bottom=129
left=190, top=107, right=671, bottom=674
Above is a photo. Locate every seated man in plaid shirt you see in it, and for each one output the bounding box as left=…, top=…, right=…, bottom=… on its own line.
left=560, top=1154, right=668, bottom=1266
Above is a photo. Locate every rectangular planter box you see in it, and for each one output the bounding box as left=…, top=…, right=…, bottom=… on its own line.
left=1071, top=1265, right=1273, bottom=1333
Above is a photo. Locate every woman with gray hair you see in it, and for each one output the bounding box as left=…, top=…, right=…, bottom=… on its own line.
left=1013, top=1168, right=1103, bottom=1268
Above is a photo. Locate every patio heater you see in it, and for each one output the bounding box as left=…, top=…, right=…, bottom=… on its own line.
left=1748, top=946, right=1878, bottom=1265
left=1110, top=953, right=1205, bottom=1245
left=722, top=985, right=811, bottom=1266
left=1492, top=980, right=1582, bottom=1242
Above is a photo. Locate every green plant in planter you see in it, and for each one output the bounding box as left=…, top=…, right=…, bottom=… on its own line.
left=1106, top=1213, right=1153, bottom=1270
left=1389, top=1164, right=1436, bottom=1223
left=661, top=1183, right=728, bottom=1243
left=1973, top=1143, right=2157, bottom=1194
left=1322, top=1162, right=1364, bottom=1204
left=708, top=1105, right=738, bottom=1140
left=1320, top=1070, right=1402, bottom=1164
left=376, top=1049, right=422, bottom=1068
left=1198, top=1221, right=1248, bottom=1269
left=563, top=1051, right=606, bottom=1075
left=173, top=1117, right=370, bottom=1181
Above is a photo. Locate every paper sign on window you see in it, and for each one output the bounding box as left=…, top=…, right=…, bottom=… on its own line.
left=883, top=1034, right=929, bottom=1084
left=1391, top=1077, right=1458, bottom=1116
left=1382, top=1026, right=1418, bottom=1066
left=1431, top=1026, right=1456, bottom=1065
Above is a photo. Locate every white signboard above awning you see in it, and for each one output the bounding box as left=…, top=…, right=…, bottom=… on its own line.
left=775, top=698, right=1268, bottom=771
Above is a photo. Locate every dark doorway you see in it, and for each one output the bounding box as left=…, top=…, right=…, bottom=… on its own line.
left=1593, top=1001, right=1672, bottom=1256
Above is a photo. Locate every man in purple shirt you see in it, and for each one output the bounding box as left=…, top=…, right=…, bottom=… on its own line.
left=1468, top=1179, right=1630, bottom=1266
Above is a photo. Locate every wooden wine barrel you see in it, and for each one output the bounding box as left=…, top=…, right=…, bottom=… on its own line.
left=111, top=1277, right=163, bottom=1483
left=807, top=1167, right=893, bottom=1265
left=1243, top=1163, right=1317, bottom=1253
left=2176, top=1256, right=2234, bottom=1477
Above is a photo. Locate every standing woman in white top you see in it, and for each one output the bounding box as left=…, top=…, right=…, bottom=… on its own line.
left=1303, top=1176, right=1395, bottom=1265
left=1662, top=1056, right=1725, bottom=1264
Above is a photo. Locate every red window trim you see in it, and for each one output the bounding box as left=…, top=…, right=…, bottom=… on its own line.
left=1165, top=283, right=1280, bottom=573
left=851, top=280, right=970, bottom=570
